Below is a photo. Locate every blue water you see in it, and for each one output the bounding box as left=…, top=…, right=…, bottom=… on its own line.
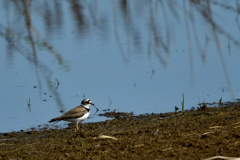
left=0, top=0, right=239, bottom=132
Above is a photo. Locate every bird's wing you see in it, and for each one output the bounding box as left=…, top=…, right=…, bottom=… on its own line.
left=49, top=105, right=87, bottom=122
left=62, top=106, right=88, bottom=118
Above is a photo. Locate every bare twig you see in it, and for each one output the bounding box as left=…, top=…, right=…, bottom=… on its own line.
left=204, top=156, right=240, bottom=160
left=107, top=95, right=112, bottom=110
left=92, top=104, right=99, bottom=115
left=153, top=129, right=159, bottom=135
left=93, top=134, right=118, bottom=140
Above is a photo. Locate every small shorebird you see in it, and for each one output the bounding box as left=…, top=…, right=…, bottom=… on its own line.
left=49, top=99, right=98, bottom=132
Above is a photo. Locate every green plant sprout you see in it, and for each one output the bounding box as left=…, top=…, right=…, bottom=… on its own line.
left=26, top=98, right=31, bottom=112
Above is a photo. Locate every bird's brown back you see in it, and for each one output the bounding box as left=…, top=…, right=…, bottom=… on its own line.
left=49, top=105, right=88, bottom=122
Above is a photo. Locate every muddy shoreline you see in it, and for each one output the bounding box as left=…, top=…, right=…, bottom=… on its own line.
left=1, top=101, right=240, bottom=159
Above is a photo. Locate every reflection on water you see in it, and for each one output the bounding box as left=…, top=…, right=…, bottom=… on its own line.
left=0, top=0, right=240, bottom=132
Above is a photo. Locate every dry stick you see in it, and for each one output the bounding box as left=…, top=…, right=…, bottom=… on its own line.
left=92, top=104, right=99, bottom=115
left=107, top=95, right=112, bottom=110
left=204, top=156, right=240, bottom=160
left=202, top=121, right=240, bottom=136
left=97, top=135, right=118, bottom=140
left=153, top=129, right=159, bottom=135
left=202, top=131, right=218, bottom=136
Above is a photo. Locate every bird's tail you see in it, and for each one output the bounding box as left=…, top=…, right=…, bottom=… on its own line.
left=48, top=118, right=59, bottom=123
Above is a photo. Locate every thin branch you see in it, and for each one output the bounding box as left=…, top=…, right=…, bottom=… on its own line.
left=107, top=95, right=112, bottom=110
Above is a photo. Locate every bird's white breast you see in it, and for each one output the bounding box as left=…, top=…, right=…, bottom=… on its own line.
left=66, top=111, right=90, bottom=124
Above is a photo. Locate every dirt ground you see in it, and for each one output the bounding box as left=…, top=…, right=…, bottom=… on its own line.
left=1, top=101, right=240, bottom=160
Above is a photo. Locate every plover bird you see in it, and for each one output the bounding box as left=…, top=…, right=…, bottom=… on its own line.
left=49, top=99, right=98, bottom=132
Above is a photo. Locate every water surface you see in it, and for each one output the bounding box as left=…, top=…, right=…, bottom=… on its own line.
left=0, top=0, right=239, bottom=132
